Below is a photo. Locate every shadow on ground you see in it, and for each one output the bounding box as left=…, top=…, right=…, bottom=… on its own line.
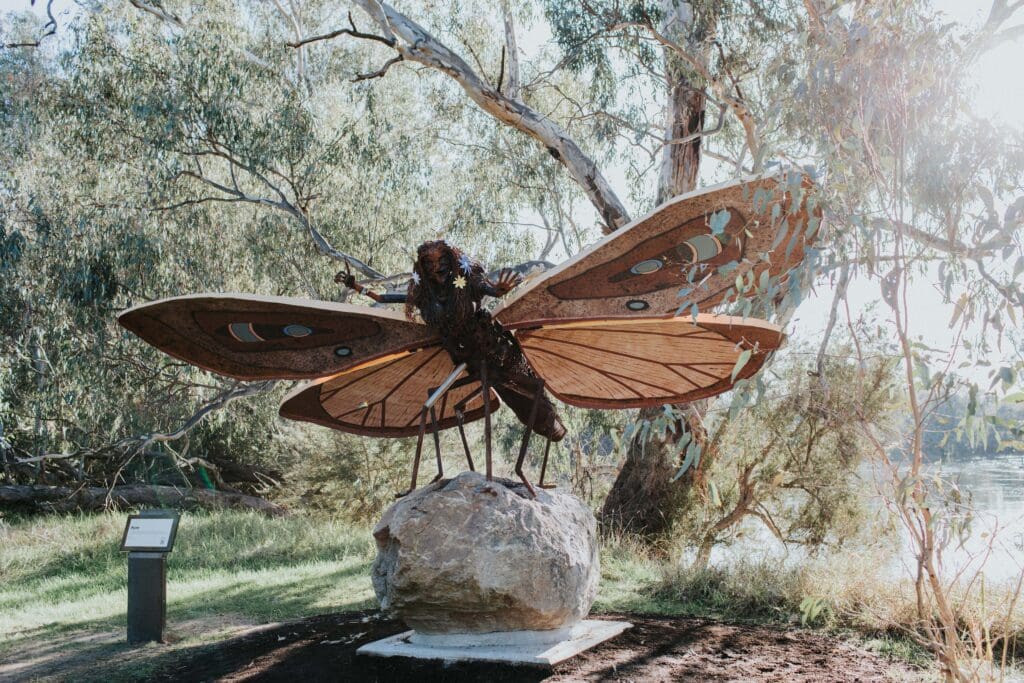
left=126, top=611, right=917, bottom=682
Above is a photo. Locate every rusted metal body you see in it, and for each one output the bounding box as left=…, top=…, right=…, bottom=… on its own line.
left=343, top=240, right=565, bottom=496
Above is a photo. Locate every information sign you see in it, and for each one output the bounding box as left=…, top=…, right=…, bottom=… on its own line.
left=121, top=510, right=180, bottom=644
left=120, top=511, right=180, bottom=553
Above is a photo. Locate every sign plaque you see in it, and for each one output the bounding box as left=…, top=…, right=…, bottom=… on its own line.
left=121, top=510, right=180, bottom=644
left=121, top=514, right=179, bottom=552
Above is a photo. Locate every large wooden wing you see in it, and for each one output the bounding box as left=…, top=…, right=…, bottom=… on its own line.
left=118, top=294, right=435, bottom=381
left=516, top=314, right=782, bottom=409
left=495, top=173, right=820, bottom=328
left=279, top=346, right=500, bottom=437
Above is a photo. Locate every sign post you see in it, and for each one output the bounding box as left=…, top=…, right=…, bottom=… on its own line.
left=120, top=509, right=180, bottom=644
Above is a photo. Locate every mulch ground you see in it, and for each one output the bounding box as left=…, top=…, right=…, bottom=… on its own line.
left=151, top=610, right=917, bottom=682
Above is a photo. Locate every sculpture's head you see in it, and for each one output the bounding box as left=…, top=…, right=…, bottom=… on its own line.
left=415, top=240, right=456, bottom=286
left=407, top=239, right=480, bottom=323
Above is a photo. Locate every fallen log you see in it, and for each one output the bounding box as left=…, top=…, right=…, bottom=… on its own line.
left=0, top=484, right=287, bottom=516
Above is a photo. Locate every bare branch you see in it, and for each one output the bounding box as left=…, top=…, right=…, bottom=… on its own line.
left=12, top=381, right=277, bottom=490
left=305, top=222, right=385, bottom=278
left=352, top=54, right=404, bottom=82
left=173, top=153, right=386, bottom=279
left=974, top=257, right=1024, bottom=312
left=813, top=260, right=851, bottom=393
left=608, top=16, right=762, bottom=166
left=14, top=451, right=78, bottom=465
left=286, top=11, right=395, bottom=48
left=988, top=22, right=1024, bottom=47
left=889, top=217, right=1014, bottom=260
left=501, top=0, right=521, bottom=99
left=976, top=0, right=1024, bottom=53
left=127, top=381, right=276, bottom=456
left=750, top=506, right=786, bottom=543
left=334, top=0, right=631, bottom=232
left=2, top=0, right=57, bottom=50
left=127, top=0, right=185, bottom=29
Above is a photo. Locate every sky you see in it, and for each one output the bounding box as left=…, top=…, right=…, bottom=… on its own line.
left=791, top=1, right=1023, bottom=370
left=2, top=0, right=1022, bottom=375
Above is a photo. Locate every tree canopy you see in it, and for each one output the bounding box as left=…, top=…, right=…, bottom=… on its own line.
left=1, top=0, right=1021, bottom=538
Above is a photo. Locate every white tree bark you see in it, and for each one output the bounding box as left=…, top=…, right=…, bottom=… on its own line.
left=500, top=0, right=521, bottom=100
left=656, top=0, right=704, bottom=201
left=349, top=0, right=631, bottom=232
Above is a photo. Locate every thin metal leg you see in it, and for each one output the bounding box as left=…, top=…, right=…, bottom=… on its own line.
left=452, top=386, right=483, bottom=472
left=481, top=361, right=492, bottom=481
left=414, top=369, right=475, bottom=486
left=538, top=438, right=556, bottom=488
left=397, top=406, right=429, bottom=498
left=429, top=405, right=444, bottom=483
left=515, top=381, right=544, bottom=498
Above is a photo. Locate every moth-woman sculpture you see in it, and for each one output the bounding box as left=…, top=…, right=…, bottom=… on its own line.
left=118, top=175, right=819, bottom=497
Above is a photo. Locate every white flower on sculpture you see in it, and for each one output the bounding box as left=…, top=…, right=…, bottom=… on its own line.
left=411, top=272, right=421, bottom=284
left=459, top=253, right=473, bottom=273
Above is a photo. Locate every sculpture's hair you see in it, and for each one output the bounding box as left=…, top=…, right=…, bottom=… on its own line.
left=405, top=240, right=487, bottom=325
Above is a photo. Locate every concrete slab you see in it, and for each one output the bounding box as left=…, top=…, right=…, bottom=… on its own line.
left=356, top=619, right=632, bottom=667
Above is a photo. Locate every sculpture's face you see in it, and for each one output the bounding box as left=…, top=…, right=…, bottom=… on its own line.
left=419, top=244, right=453, bottom=286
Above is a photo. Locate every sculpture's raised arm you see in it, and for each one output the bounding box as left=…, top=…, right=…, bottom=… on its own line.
left=336, top=270, right=408, bottom=304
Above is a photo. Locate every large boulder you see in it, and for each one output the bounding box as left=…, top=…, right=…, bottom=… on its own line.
left=371, top=470, right=600, bottom=634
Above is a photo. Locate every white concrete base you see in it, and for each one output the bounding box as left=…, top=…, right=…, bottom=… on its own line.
left=357, top=619, right=631, bottom=667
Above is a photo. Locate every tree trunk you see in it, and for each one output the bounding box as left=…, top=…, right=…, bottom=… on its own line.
left=657, top=77, right=705, bottom=204
left=600, top=0, right=712, bottom=538
left=0, top=484, right=288, bottom=516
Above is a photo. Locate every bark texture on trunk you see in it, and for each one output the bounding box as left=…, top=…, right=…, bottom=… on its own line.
left=600, top=0, right=712, bottom=538
left=0, top=484, right=288, bottom=516
left=657, top=78, right=705, bottom=205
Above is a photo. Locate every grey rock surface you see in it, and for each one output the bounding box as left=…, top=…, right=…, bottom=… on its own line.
left=371, top=470, right=600, bottom=634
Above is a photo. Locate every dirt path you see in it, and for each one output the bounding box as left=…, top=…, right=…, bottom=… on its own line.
left=147, top=611, right=919, bottom=682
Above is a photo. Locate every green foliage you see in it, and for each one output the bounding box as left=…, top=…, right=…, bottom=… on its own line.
left=0, top=1, right=544, bottom=501
left=799, top=595, right=832, bottom=627
left=661, top=344, right=900, bottom=561
left=921, top=392, right=1024, bottom=459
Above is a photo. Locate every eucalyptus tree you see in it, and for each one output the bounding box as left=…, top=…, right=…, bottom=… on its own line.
left=229, top=0, right=808, bottom=533
left=3, top=2, right=1022, bottom=558
left=6, top=0, right=1022, bottom=674
left=0, top=0, right=541, bottom=494
left=294, top=0, right=1023, bottom=539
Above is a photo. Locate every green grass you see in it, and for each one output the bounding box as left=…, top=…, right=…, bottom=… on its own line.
left=592, top=533, right=691, bottom=616
left=1, top=511, right=705, bottom=679
left=0, top=511, right=947, bottom=681
left=0, top=511, right=377, bottom=637
left=0, top=511, right=378, bottom=680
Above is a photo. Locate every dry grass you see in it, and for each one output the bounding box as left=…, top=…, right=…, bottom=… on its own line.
left=3, top=511, right=1021, bottom=679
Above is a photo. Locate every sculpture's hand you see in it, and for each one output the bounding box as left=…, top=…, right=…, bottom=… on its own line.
left=334, top=263, right=357, bottom=290
left=493, top=268, right=524, bottom=296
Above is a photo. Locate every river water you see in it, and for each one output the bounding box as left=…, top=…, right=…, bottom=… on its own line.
left=925, top=454, right=1024, bottom=583
left=711, top=454, right=1024, bottom=584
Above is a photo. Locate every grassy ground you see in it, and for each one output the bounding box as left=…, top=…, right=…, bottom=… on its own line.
left=0, top=510, right=933, bottom=681
left=0, top=511, right=378, bottom=681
